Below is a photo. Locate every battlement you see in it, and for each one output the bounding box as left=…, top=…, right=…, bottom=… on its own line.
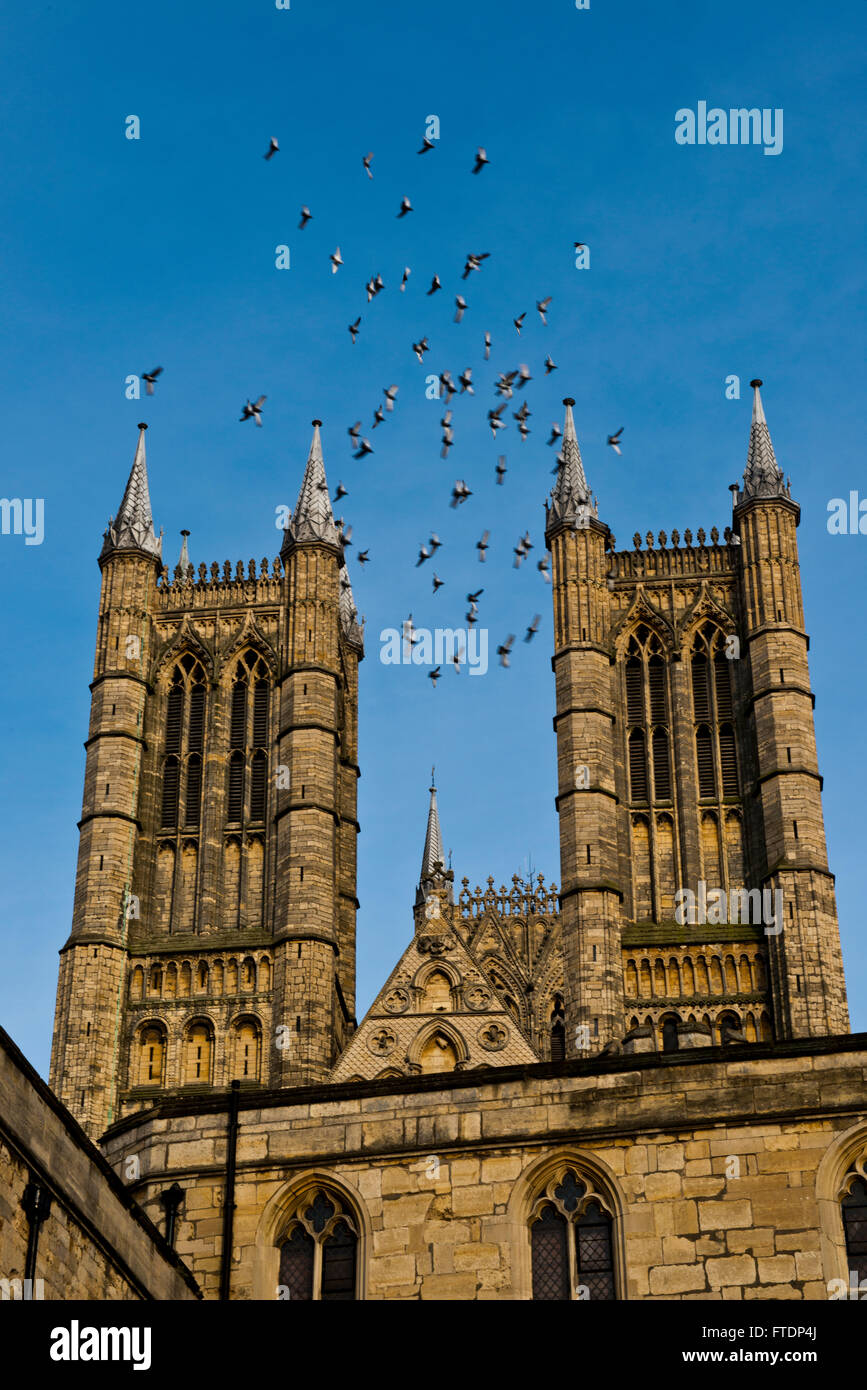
left=607, top=526, right=739, bottom=582
left=156, top=557, right=285, bottom=610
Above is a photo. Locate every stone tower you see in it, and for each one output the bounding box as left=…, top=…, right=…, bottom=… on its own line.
left=50, top=420, right=363, bottom=1138
left=546, top=386, right=848, bottom=1057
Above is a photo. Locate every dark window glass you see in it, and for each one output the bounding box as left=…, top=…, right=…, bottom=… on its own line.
left=575, top=1201, right=616, bottom=1301
left=662, top=1018, right=679, bottom=1053
left=531, top=1205, right=569, bottom=1301
left=278, top=1226, right=314, bottom=1301
left=842, top=1178, right=867, bottom=1286
left=550, top=1022, right=565, bottom=1062
left=321, top=1220, right=357, bottom=1301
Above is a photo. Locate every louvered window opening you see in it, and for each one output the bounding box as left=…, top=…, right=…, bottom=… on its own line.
left=185, top=755, right=203, bottom=827
left=652, top=729, right=671, bottom=801
left=696, top=726, right=716, bottom=798
left=250, top=751, right=267, bottom=822
left=165, top=684, right=184, bottom=754
left=161, top=757, right=180, bottom=827
left=188, top=684, right=205, bottom=752
left=625, top=658, right=644, bottom=725
left=228, top=754, right=245, bottom=822
left=648, top=657, right=666, bottom=724
left=719, top=724, right=738, bottom=796
left=253, top=680, right=269, bottom=748
left=691, top=655, right=711, bottom=721
left=230, top=680, right=247, bottom=750
left=629, top=729, right=647, bottom=802
left=714, top=655, right=734, bottom=719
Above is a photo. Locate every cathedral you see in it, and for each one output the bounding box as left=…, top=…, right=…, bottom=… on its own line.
left=43, top=384, right=867, bottom=1300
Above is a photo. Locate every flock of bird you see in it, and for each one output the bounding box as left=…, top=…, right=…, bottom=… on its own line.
left=143, top=135, right=627, bottom=681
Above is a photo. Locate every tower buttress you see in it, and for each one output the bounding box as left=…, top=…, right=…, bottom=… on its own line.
left=271, top=422, right=360, bottom=1082
left=50, top=424, right=162, bottom=1136
left=732, top=381, right=848, bottom=1037
left=546, top=400, right=623, bottom=1054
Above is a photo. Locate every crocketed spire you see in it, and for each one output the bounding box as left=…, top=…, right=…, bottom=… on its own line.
left=100, top=423, right=162, bottom=562
left=415, top=774, right=454, bottom=907
left=282, top=420, right=340, bottom=550
left=177, top=529, right=191, bottom=573
left=741, top=379, right=788, bottom=500
left=546, top=397, right=597, bottom=533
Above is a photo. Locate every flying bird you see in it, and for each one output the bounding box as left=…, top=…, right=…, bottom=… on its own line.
left=547, top=423, right=562, bottom=447
left=484, top=331, right=491, bottom=360
left=458, top=368, right=473, bottom=394
left=372, top=404, right=385, bottom=428
left=495, top=456, right=507, bottom=485
left=454, top=295, right=467, bottom=323
left=330, top=247, right=343, bottom=274
left=537, top=556, right=551, bottom=582
left=466, top=607, right=479, bottom=627
left=450, top=480, right=472, bottom=508
left=383, top=384, right=399, bottom=411
left=348, top=421, right=361, bottom=450
left=440, top=427, right=454, bottom=460
left=574, top=241, right=586, bottom=251
left=299, top=206, right=313, bottom=229
left=418, top=136, right=435, bottom=154
left=358, top=549, right=370, bottom=564
left=440, top=370, right=456, bottom=400
left=142, top=367, right=162, bottom=395
left=348, top=317, right=361, bottom=344
left=416, top=543, right=432, bottom=566
left=334, top=482, right=348, bottom=501
left=462, top=252, right=490, bottom=279
left=495, top=370, right=518, bottom=398
left=240, top=396, right=266, bottom=426
left=544, top=354, right=557, bottom=374
left=498, top=635, right=516, bottom=667
left=476, top=531, right=490, bottom=562
left=353, top=438, right=373, bottom=459
left=517, top=364, right=533, bottom=387
left=525, top=614, right=541, bottom=642
left=513, top=313, right=526, bottom=335
left=536, top=297, right=552, bottom=324
left=400, top=267, right=411, bottom=292
left=429, top=534, right=442, bottom=554
left=518, top=420, right=531, bottom=442
left=397, top=196, right=413, bottom=218
left=428, top=666, right=442, bottom=688
left=427, top=275, right=442, bottom=295
left=472, top=147, right=489, bottom=174
left=488, top=402, right=508, bottom=438
left=467, top=588, right=484, bottom=604
left=264, top=137, right=279, bottom=160
left=363, top=152, right=374, bottom=179
left=432, top=572, right=444, bottom=593
left=607, top=427, right=624, bottom=455
left=412, top=337, right=430, bottom=363
left=336, top=521, right=352, bottom=548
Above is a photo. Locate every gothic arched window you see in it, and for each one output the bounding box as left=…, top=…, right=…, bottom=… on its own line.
left=690, top=624, right=741, bottom=805
left=161, top=656, right=208, bottom=831
left=137, top=1024, right=166, bottom=1086
left=184, top=1019, right=213, bottom=1084
left=226, top=652, right=271, bottom=826
left=622, top=630, right=671, bottom=807
left=661, top=1015, right=680, bottom=1053
left=529, top=1167, right=617, bottom=1301
left=842, top=1176, right=867, bottom=1285
left=278, top=1189, right=359, bottom=1301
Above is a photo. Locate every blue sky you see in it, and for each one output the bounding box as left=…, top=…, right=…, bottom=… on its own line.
left=1, top=0, right=865, bottom=1074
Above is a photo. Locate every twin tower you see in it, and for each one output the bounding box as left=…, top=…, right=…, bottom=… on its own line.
left=50, top=386, right=849, bottom=1139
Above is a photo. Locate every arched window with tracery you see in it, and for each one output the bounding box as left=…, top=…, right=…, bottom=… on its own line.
left=278, top=1189, right=359, bottom=1301
left=226, top=651, right=271, bottom=827
left=529, top=1167, right=617, bottom=1301
left=623, top=629, right=671, bottom=808
left=690, top=623, right=741, bottom=804
left=160, top=655, right=208, bottom=830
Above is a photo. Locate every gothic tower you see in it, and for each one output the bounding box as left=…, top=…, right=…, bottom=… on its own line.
left=49, top=424, right=163, bottom=1134
left=731, top=381, right=848, bottom=1036
left=546, top=386, right=848, bottom=1057
left=50, top=419, right=363, bottom=1138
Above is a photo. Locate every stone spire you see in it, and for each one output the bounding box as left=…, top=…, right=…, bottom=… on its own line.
left=415, top=773, right=454, bottom=906
left=282, top=419, right=340, bottom=550
left=546, top=397, right=597, bottom=531
left=178, top=529, right=191, bottom=574
left=740, top=379, right=789, bottom=501
left=100, top=423, right=162, bottom=562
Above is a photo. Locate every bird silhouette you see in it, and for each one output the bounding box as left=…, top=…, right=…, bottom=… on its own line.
left=240, top=396, right=266, bottom=426
left=264, top=137, right=279, bottom=160
left=142, top=367, right=163, bottom=396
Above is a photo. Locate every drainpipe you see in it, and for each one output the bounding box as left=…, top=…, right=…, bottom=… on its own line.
left=159, top=1182, right=185, bottom=1249
left=22, top=1180, right=52, bottom=1285
left=219, top=1080, right=241, bottom=1301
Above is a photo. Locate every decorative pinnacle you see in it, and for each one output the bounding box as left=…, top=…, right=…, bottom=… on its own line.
left=283, top=419, right=339, bottom=550
left=546, top=395, right=596, bottom=532
left=100, top=421, right=161, bottom=562
left=741, top=378, right=787, bottom=502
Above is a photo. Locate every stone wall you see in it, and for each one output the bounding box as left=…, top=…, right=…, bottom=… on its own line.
left=100, top=1034, right=867, bottom=1300
left=0, top=1026, right=199, bottom=1300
